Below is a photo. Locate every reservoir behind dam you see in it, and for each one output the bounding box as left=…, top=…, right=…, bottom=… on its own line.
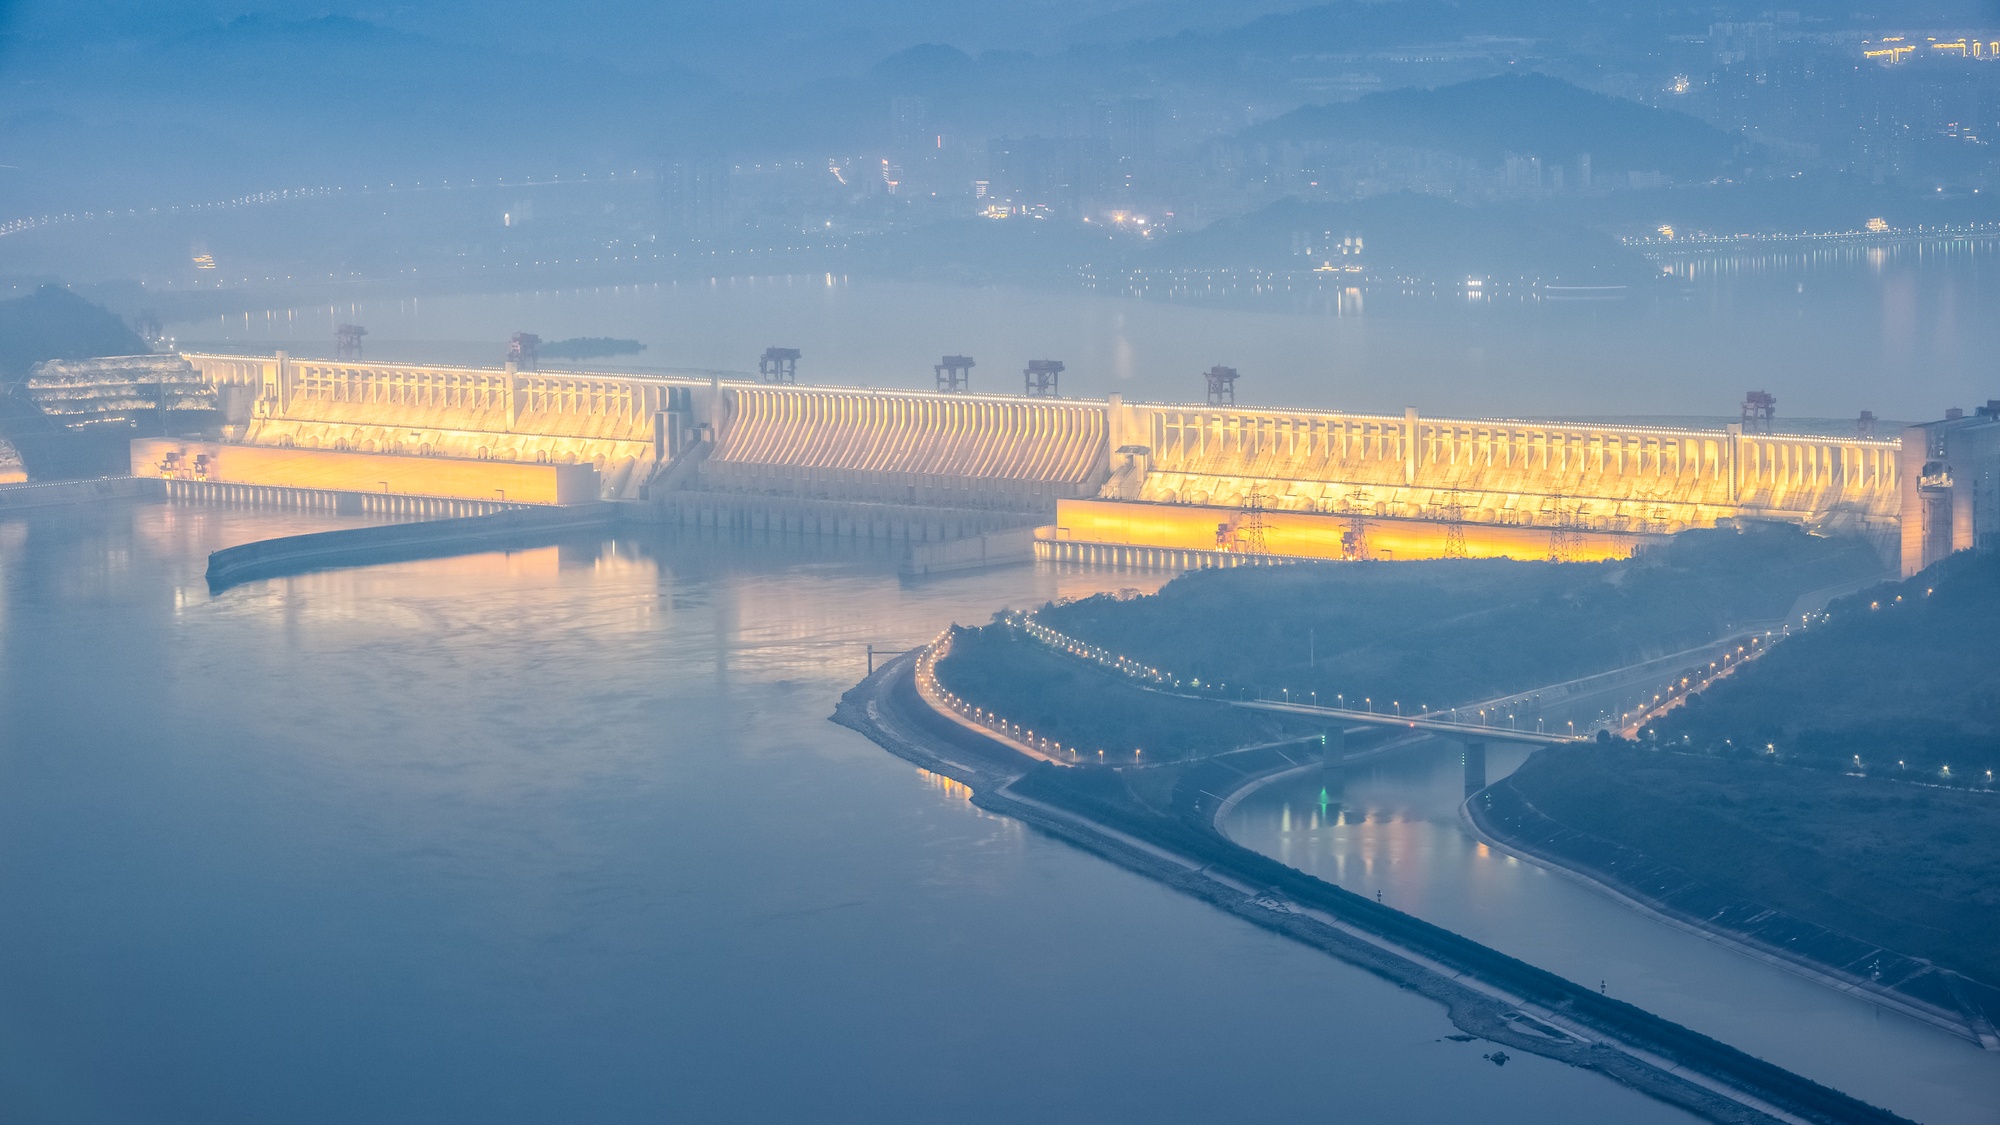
left=0, top=499, right=1695, bottom=1124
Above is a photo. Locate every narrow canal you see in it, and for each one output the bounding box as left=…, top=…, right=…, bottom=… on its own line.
left=1221, top=740, right=2000, bottom=1125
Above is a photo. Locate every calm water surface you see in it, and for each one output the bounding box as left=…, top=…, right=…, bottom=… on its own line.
left=0, top=501, right=1695, bottom=1124
left=1220, top=743, right=2000, bottom=1125
left=179, top=237, right=2000, bottom=421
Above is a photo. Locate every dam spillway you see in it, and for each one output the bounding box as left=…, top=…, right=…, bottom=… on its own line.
left=165, top=351, right=1905, bottom=563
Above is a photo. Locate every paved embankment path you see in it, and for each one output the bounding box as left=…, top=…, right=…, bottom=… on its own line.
left=833, top=651, right=1917, bottom=1125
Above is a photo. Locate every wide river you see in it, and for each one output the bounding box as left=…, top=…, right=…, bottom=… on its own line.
left=0, top=501, right=1702, bottom=1124
left=178, top=233, right=2000, bottom=424
left=23, top=246, right=2000, bottom=1120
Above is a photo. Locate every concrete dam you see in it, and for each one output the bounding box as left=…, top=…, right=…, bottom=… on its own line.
left=131, top=352, right=1906, bottom=567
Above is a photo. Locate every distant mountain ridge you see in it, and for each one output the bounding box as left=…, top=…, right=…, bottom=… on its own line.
left=1249, top=73, right=1740, bottom=178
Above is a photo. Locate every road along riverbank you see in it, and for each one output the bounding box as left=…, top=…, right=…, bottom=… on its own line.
left=833, top=649, right=1915, bottom=1125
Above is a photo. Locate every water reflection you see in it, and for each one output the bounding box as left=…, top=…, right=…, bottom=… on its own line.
left=0, top=500, right=1704, bottom=1124
left=171, top=240, right=2000, bottom=420
left=1222, top=741, right=2000, bottom=1125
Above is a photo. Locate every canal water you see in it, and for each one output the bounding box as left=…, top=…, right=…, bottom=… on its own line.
left=0, top=500, right=1697, bottom=1124
left=1220, top=742, right=2000, bottom=1125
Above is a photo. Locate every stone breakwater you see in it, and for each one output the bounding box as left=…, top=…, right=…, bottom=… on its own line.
left=832, top=650, right=1917, bottom=1125
left=203, top=503, right=617, bottom=590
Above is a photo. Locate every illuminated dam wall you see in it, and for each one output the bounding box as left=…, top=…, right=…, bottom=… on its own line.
left=702, top=384, right=1108, bottom=510
left=1051, top=498, right=1650, bottom=563
left=175, top=354, right=1902, bottom=559
left=183, top=354, right=1110, bottom=510
left=185, top=354, right=689, bottom=499
left=1101, top=400, right=1900, bottom=555
left=131, top=438, right=600, bottom=506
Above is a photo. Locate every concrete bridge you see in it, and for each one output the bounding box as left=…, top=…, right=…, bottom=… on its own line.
left=170, top=352, right=1906, bottom=563
left=1238, top=699, right=1584, bottom=747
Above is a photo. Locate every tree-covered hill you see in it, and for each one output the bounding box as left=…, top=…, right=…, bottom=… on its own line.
left=1649, top=550, right=2000, bottom=783
left=1248, top=73, right=1741, bottom=179
left=0, top=286, right=148, bottom=384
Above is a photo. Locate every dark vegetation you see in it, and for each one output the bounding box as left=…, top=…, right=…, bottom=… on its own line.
left=0, top=286, right=147, bottom=384
left=935, top=625, right=1328, bottom=760
left=538, top=337, right=646, bottom=360
left=933, top=525, right=1882, bottom=762
left=1041, top=525, right=1881, bottom=711
left=1648, top=550, right=2000, bottom=783
left=1502, top=743, right=2000, bottom=988
left=1248, top=73, right=1740, bottom=178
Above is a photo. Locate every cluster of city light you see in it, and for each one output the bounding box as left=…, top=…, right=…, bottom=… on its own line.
left=1623, top=220, right=2000, bottom=247
left=1860, top=35, right=2000, bottom=62
left=914, top=629, right=1097, bottom=764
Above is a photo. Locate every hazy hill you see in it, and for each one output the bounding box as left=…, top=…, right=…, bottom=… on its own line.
left=1249, top=73, right=1740, bottom=178
left=1651, top=551, right=2000, bottom=782
left=0, top=287, right=148, bottom=383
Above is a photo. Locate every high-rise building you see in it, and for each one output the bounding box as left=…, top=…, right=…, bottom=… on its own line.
left=892, top=96, right=931, bottom=150
left=986, top=136, right=1112, bottom=216
left=658, top=159, right=731, bottom=238
left=1109, top=97, right=1162, bottom=172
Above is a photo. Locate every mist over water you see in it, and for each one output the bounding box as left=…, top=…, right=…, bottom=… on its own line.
left=178, top=236, right=2000, bottom=421
left=0, top=503, right=1701, bottom=1124
left=13, top=0, right=2000, bottom=1117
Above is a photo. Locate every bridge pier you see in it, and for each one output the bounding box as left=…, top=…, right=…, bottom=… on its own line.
left=1461, top=740, right=1488, bottom=797
left=1320, top=726, right=1347, bottom=792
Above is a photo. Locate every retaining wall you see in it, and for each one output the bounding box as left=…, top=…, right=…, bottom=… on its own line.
left=205, top=503, right=616, bottom=590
